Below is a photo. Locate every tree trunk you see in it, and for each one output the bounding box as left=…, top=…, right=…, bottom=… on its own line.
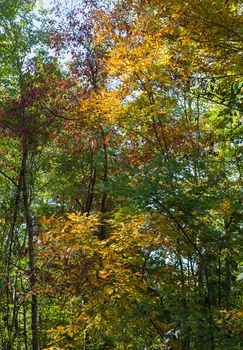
left=21, top=142, right=39, bottom=350
left=99, top=127, right=108, bottom=239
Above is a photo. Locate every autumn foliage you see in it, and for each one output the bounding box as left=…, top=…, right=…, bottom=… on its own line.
left=0, top=0, right=242, bottom=350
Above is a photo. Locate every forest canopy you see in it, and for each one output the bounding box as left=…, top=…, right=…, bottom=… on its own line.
left=0, top=0, right=242, bottom=349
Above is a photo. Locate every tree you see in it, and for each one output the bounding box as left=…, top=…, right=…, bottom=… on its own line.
left=0, top=0, right=242, bottom=349
left=0, top=2, right=62, bottom=349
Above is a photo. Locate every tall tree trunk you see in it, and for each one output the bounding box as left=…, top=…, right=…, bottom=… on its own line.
left=21, top=142, right=39, bottom=350
left=99, top=127, right=108, bottom=239
left=85, top=156, right=96, bottom=215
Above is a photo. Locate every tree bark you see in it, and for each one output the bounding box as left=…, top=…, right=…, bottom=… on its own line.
left=21, top=142, right=39, bottom=350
